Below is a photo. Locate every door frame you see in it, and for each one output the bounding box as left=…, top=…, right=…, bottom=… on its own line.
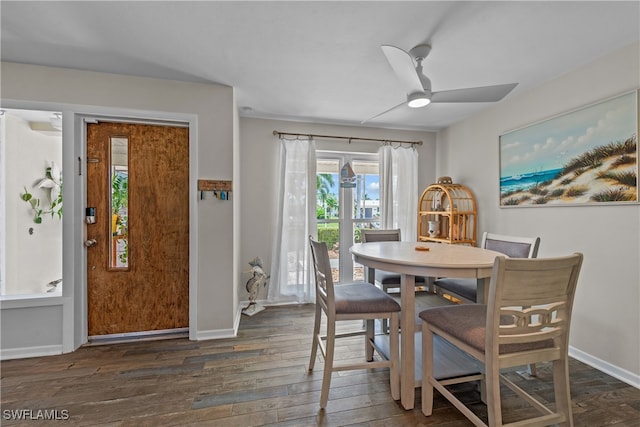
left=78, top=111, right=198, bottom=344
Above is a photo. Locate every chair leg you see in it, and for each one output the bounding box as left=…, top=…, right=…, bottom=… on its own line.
left=426, top=276, right=436, bottom=293
left=381, top=284, right=390, bottom=334
left=320, top=319, right=336, bottom=409
left=524, top=307, right=537, bottom=377
left=365, top=319, right=375, bottom=361
left=485, top=358, right=503, bottom=426
left=553, top=357, right=574, bottom=427
left=389, top=313, right=400, bottom=401
left=421, top=323, right=435, bottom=416
left=308, top=303, right=322, bottom=372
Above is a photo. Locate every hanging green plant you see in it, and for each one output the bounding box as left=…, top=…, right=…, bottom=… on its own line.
left=20, top=161, right=63, bottom=224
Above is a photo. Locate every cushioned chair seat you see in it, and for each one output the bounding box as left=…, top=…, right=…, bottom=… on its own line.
left=376, top=271, right=426, bottom=285
left=334, top=282, right=401, bottom=314
left=419, top=304, right=554, bottom=355
left=431, top=278, right=476, bottom=301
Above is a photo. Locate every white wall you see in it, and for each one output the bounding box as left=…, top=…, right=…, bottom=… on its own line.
left=436, top=42, right=640, bottom=384
left=238, top=117, right=437, bottom=303
left=1, top=62, right=238, bottom=357
left=4, top=115, right=62, bottom=294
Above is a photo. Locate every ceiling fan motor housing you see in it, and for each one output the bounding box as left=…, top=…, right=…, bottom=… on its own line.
left=409, top=44, right=432, bottom=61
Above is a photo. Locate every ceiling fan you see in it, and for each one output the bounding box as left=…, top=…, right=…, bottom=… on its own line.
left=362, top=44, right=518, bottom=124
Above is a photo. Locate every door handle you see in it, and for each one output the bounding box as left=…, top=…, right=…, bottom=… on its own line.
left=84, top=239, right=97, bottom=248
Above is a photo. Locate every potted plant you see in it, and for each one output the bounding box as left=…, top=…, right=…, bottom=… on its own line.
left=20, top=161, right=63, bottom=224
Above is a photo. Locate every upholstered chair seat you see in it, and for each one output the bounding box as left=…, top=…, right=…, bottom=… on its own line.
left=419, top=305, right=554, bottom=355
left=333, top=282, right=402, bottom=314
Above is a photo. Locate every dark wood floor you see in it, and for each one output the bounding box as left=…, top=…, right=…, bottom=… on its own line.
left=1, top=299, right=639, bottom=426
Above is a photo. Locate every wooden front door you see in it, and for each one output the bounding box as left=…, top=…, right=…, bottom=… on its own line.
left=86, top=122, right=189, bottom=336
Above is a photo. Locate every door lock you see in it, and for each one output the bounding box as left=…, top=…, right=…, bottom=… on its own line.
left=86, top=207, right=96, bottom=224
left=84, top=239, right=97, bottom=248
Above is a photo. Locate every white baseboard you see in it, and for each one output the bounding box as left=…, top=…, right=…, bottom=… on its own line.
left=194, top=328, right=237, bottom=341
left=1, top=345, right=63, bottom=360
left=234, top=303, right=242, bottom=334
left=569, top=345, right=640, bottom=389
left=193, top=306, right=242, bottom=341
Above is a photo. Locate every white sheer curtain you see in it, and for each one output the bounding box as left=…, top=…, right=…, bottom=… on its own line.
left=268, top=137, right=317, bottom=304
left=379, top=144, right=419, bottom=240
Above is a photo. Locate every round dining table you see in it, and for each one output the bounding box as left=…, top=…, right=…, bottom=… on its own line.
left=350, top=241, right=503, bottom=410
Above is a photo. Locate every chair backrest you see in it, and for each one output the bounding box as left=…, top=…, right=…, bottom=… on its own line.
left=361, top=229, right=401, bottom=243
left=486, top=253, right=583, bottom=354
left=309, top=237, right=335, bottom=312
left=481, top=232, right=540, bottom=259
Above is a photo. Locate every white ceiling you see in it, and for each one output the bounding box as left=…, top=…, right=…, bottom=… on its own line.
left=1, top=1, right=639, bottom=131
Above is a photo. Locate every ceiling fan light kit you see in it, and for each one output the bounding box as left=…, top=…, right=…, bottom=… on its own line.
left=407, top=92, right=431, bottom=108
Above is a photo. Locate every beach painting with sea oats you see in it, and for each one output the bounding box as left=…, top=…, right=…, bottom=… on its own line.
left=499, top=91, right=638, bottom=207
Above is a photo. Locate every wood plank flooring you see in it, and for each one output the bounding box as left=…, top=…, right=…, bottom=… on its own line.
left=2, top=296, right=639, bottom=426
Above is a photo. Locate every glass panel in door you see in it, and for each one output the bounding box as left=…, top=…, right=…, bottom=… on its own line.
left=316, top=154, right=380, bottom=283
left=350, top=160, right=380, bottom=281
left=316, top=159, right=340, bottom=283
left=110, top=137, right=129, bottom=269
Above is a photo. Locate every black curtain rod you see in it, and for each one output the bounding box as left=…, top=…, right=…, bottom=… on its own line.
left=272, top=130, right=422, bottom=146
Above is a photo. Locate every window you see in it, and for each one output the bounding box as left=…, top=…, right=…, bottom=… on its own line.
left=1, top=109, right=63, bottom=296
left=110, top=137, right=129, bottom=269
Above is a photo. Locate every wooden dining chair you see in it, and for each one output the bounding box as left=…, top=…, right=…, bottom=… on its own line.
left=435, top=232, right=541, bottom=376
left=360, top=228, right=427, bottom=292
left=420, top=253, right=583, bottom=426
left=434, top=232, right=541, bottom=303
left=361, top=229, right=428, bottom=333
left=308, top=237, right=400, bottom=409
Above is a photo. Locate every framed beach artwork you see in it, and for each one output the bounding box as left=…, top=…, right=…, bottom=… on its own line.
left=499, top=90, right=638, bottom=207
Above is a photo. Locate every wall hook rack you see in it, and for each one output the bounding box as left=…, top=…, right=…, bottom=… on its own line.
left=198, top=179, right=232, bottom=201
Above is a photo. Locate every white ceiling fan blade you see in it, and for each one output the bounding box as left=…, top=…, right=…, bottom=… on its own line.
left=431, top=83, right=518, bottom=103
left=381, top=45, right=424, bottom=95
left=361, top=100, right=407, bottom=124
